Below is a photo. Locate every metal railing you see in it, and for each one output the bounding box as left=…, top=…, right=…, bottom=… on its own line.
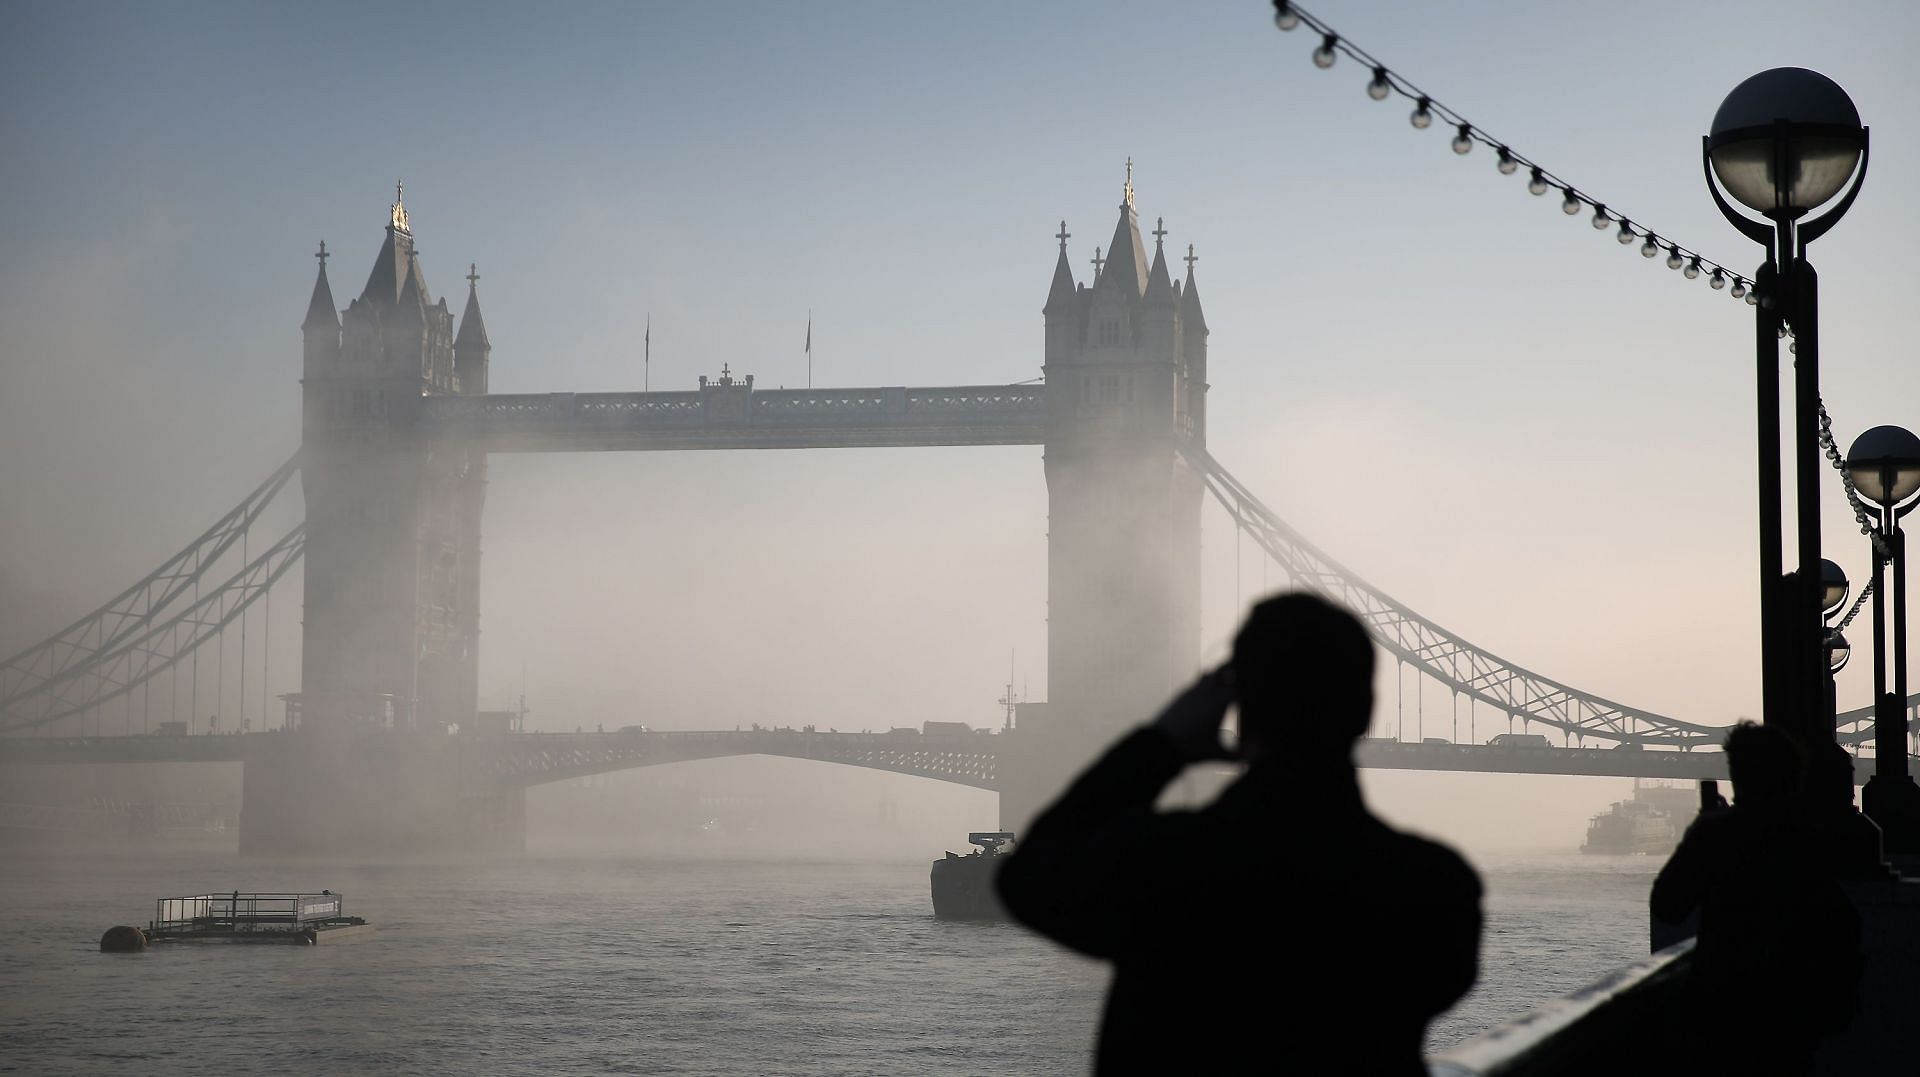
left=150, top=891, right=343, bottom=933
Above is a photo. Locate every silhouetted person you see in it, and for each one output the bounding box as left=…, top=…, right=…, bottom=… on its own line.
left=996, top=593, right=1482, bottom=1075
left=1651, top=722, right=1861, bottom=1075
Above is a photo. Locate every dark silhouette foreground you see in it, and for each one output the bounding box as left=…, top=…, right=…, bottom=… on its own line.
left=1650, top=721, right=1862, bottom=1075
left=997, top=594, right=1481, bottom=1075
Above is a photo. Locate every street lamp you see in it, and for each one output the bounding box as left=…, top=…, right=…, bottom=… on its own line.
left=1704, top=69, right=1869, bottom=755
left=1848, top=425, right=1920, bottom=850
left=1803, top=558, right=1852, bottom=732
left=1821, top=558, right=1851, bottom=616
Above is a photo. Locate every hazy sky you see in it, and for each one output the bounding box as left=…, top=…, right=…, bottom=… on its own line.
left=4, top=1, right=1917, bottom=848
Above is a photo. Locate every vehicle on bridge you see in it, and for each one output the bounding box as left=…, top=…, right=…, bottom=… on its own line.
left=922, top=721, right=972, bottom=736
left=1489, top=733, right=1553, bottom=749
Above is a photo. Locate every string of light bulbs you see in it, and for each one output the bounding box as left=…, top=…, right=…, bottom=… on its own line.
left=1271, top=0, right=1757, bottom=302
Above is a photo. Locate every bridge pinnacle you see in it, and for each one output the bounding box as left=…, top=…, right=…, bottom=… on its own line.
left=1055, top=220, right=1070, bottom=254
left=390, top=180, right=410, bottom=235
left=303, top=241, right=339, bottom=330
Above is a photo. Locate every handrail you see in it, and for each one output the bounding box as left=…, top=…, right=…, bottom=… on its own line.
left=1426, top=942, right=1694, bottom=1076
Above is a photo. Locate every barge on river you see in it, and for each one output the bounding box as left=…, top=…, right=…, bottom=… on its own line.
left=931, top=832, right=1014, bottom=920
left=142, top=891, right=371, bottom=945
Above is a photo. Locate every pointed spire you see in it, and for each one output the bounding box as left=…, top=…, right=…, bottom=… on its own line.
left=303, top=241, right=338, bottom=329
left=1180, top=243, right=1208, bottom=333
left=1097, top=162, right=1149, bottom=297
left=456, top=263, right=491, bottom=350
left=361, top=185, right=427, bottom=307
left=1144, top=231, right=1175, bottom=306
left=1044, top=222, right=1078, bottom=312
left=395, top=247, right=427, bottom=327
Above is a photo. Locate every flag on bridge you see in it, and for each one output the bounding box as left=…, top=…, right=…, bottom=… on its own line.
left=805, top=311, right=813, bottom=388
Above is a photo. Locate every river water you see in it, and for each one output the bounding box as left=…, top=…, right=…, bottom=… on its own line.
left=0, top=844, right=1658, bottom=1074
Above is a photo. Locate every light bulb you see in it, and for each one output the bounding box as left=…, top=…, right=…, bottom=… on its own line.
left=1745, top=291, right=1758, bottom=306
left=1778, top=325, right=1790, bottom=339
left=1368, top=68, right=1390, bottom=100
left=1496, top=148, right=1518, bottom=175
left=1528, top=169, right=1549, bottom=196
left=1616, top=222, right=1636, bottom=245
left=1640, top=237, right=1659, bottom=258
left=1313, top=34, right=1338, bottom=68
left=1666, top=246, right=1684, bottom=270
left=1684, top=258, right=1701, bottom=279
left=1731, top=280, right=1748, bottom=299
left=1273, top=2, right=1300, bottom=30
left=1710, top=271, right=1727, bottom=290
left=1451, top=125, right=1473, bottom=154
left=1590, top=206, right=1610, bottom=230
left=1410, top=97, right=1432, bottom=129
left=1561, top=192, right=1581, bottom=215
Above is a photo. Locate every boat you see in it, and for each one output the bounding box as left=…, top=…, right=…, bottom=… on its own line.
left=1580, top=780, right=1699, bottom=855
left=102, top=890, right=372, bottom=949
left=930, top=832, right=1013, bottom=920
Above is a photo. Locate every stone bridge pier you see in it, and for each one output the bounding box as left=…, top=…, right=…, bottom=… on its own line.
left=238, top=731, right=525, bottom=855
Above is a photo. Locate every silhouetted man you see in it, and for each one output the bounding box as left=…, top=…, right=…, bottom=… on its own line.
left=1651, top=721, right=1861, bottom=1074
left=996, top=593, right=1482, bottom=1075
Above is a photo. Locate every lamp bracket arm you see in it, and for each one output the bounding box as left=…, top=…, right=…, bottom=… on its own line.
left=1798, top=127, right=1870, bottom=249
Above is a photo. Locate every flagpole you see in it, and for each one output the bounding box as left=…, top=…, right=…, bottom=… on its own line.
left=806, top=310, right=813, bottom=389
left=644, top=313, right=650, bottom=392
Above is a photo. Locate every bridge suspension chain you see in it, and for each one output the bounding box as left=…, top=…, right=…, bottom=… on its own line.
left=1182, top=445, right=1721, bottom=747
left=0, top=524, right=306, bottom=735
left=0, top=453, right=300, bottom=711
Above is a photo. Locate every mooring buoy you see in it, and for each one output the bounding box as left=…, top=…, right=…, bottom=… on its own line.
left=99, top=925, right=147, bottom=952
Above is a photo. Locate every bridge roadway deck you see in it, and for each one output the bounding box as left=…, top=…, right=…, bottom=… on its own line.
left=421, top=385, right=1048, bottom=453
left=12, top=730, right=1907, bottom=787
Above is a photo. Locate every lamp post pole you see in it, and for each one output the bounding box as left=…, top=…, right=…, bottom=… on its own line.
left=1850, top=427, right=1920, bottom=851
left=1705, top=68, right=1869, bottom=762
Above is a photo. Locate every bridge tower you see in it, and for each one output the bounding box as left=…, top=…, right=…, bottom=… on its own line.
left=1004, top=169, right=1210, bottom=829
left=295, top=187, right=489, bottom=736
left=244, top=189, right=507, bottom=853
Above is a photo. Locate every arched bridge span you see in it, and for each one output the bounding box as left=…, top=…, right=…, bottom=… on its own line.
left=467, top=730, right=1000, bottom=792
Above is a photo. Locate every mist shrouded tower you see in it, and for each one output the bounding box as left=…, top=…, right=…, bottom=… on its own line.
left=296, top=186, right=490, bottom=735
left=1005, top=166, right=1209, bottom=829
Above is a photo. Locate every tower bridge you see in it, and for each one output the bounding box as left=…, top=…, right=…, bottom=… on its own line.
left=2, top=176, right=1907, bottom=853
